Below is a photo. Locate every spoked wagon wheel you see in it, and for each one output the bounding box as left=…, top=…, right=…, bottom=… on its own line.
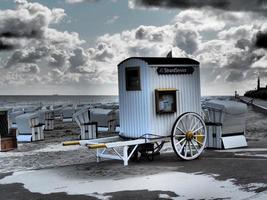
left=171, top=112, right=207, bottom=160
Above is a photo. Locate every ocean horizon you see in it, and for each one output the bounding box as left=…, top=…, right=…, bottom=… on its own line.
left=0, top=95, right=119, bottom=108
left=0, top=95, right=235, bottom=109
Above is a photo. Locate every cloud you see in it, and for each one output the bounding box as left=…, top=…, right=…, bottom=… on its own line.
left=90, top=41, right=115, bottom=62
left=85, top=10, right=261, bottom=88
left=1, top=0, right=267, bottom=95
left=173, top=27, right=200, bottom=54
left=5, top=45, right=50, bottom=68
left=0, top=1, right=65, bottom=39
left=235, top=39, right=252, bottom=50
left=251, top=54, right=267, bottom=68
left=225, top=70, right=244, bottom=82
left=0, top=0, right=99, bottom=88
left=48, top=50, right=68, bottom=67
left=69, top=47, right=94, bottom=73
left=218, top=25, right=257, bottom=41
left=0, top=40, right=15, bottom=51
left=19, top=63, right=40, bottom=74
left=129, top=0, right=267, bottom=13
left=73, top=8, right=267, bottom=87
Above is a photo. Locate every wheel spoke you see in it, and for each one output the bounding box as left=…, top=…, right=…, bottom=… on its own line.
left=191, top=119, right=200, bottom=132
left=175, top=134, right=185, bottom=137
left=189, top=117, right=195, bottom=130
left=180, top=119, right=187, bottom=132
left=188, top=142, right=193, bottom=157
left=175, top=138, right=185, bottom=146
left=193, top=138, right=203, bottom=146
left=185, top=115, right=190, bottom=130
left=192, top=125, right=203, bottom=133
left=176, top=126, right=186, bottom=135
left=184, top=141, right=188, bottom=157
left=179, top=140, right=186, bottom=154
left=190, top=141, right=199, bottom=153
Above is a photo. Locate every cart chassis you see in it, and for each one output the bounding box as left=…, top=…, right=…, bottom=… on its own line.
left=63, top=112, right=207, bottom=166
left=79, top=136, right=170, bottom=166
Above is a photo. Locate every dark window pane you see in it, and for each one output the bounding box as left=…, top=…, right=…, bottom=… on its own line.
left=125, top=67, right=141, bottom=91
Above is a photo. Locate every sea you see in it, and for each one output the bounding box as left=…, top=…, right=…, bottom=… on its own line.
left=0, top=95, right=119, bottom=109
left=0, top=95, right=234, bottom=109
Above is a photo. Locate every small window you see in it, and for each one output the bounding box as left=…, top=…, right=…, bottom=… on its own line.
left=125, top=67, right=141, bottom=91
left=155, top=89, right=177, bottom=114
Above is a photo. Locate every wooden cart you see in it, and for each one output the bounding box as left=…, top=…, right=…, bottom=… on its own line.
left=63, top=112, right=207, bottom=166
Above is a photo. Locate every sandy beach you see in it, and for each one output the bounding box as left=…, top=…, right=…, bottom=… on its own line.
left=0, top=106, right=266, bottom=200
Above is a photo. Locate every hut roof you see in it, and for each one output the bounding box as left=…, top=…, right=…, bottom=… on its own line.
left=118, top=57, right=199, bottom=66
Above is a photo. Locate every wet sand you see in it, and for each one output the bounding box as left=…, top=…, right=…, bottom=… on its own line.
left=0, top=106, right=266, bottom=199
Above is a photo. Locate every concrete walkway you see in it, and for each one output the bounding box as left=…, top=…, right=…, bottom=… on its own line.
left=239, top=96, right=267, bottom=113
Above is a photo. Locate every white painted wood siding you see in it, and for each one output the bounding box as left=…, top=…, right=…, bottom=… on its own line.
left=118, top=58, right=201, bottom=138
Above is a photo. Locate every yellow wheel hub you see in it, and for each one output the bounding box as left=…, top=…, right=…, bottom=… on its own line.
left=185, top=131, right=194, bottom=141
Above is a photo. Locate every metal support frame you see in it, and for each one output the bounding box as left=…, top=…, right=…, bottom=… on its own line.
left=96, top=144, right=139, bottom=166
left=77, top=136, right=169, bottom=166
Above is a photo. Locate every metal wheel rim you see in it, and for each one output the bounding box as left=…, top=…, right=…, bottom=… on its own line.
left=171, top=112, right=207, bottom=160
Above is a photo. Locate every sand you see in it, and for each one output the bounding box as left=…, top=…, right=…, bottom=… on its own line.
left=0, top=119, right=121, bottom=173
left=0, top=106, right=266, bottom=199
left=1, top=106, right=266, bottom=174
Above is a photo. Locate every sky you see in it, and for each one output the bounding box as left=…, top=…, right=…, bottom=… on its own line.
left=0, top=0, right=267, bottom=95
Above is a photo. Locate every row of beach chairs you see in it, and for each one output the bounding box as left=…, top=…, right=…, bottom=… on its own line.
left=6, top=103, right=119, bottom=142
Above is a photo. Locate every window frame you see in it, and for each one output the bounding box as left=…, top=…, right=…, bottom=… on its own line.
left=155, top=89, right=177, bottom=114
left=125, top=67, right=141, bottom=91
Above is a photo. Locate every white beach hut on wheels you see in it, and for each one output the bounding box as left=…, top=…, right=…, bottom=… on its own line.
left=118, top=57, right=206, bottom=160
left=63, top=56, right=207, bottom=165
left=119, top=57, right=201, bottom=136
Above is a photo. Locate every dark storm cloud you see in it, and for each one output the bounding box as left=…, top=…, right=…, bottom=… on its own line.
left=255, top=31, right=267, bottom=49
left=0, top=30, right=39, bottom=39
left=235, top=39, right=251, bottom=50
left=131, top=0, right=267, bottom=12
left=0, top=40, right=14, bottom=51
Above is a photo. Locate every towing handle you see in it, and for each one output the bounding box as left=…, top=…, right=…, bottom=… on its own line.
left=87, top=143, right=106, bottom=149
left=62, top=141, right=80, bottom=146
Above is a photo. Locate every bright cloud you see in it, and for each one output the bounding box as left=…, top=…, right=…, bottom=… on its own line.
left=0, top=0, right=267, bottom=95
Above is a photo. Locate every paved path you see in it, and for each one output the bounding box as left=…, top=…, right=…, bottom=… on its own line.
left=239, top=96, right=267, bottom=113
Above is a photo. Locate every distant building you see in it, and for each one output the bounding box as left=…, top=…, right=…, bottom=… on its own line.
left=257, top=76, right=260, bottom=90
left=244, top=76, right=267, bottom=99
